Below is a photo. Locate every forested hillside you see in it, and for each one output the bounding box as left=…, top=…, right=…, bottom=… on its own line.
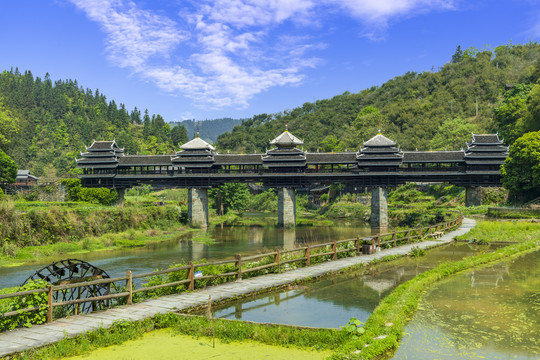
left=174, top=118, right=243, bottom=143
left=216, top=43, right=540, bottom=153
left=0, top=70, right=188, bottom=177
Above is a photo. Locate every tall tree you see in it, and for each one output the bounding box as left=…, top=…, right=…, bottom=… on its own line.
left=0, top=150, right=17, bottom=184
left=501, top=131, right=540, bottom=202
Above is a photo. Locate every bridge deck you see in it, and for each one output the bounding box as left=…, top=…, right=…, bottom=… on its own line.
left=0, top=218, right=476, bottom=357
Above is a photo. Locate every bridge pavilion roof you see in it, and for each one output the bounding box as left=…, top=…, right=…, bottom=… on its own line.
left=263, top=127, right=306, bottom=168
left=76, top=139, right=124, bottom=167
left=172, top=134, right=215, bottom=168
left=464, top=133, right=508, bottom=167
left=357, top=132, right=403, bottom=168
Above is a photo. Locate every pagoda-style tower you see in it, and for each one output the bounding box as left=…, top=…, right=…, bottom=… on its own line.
left=172, top=132, right=215, bottom=228
left=464, top=133, right=508, bottom=206
left=464, top=133, right=508, bottom=171
left=263, top=125, right=304, bottom=227
left=76, top=140, right=124, bottom=174
left=171, top=133, right=215, bottom=171
left=356, top=132, right=403, bottom=171
left=262, top=125, right=306, bottom=172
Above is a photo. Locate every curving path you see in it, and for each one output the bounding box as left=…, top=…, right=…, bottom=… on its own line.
left=0, top=218, right=476, bottom=357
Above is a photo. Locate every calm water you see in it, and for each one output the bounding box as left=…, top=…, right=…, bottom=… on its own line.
left=0, top=220, right=372, bottom=288
left=209, top=243, right=503, bottom=328
left=392, top=250, right=540, bottom=360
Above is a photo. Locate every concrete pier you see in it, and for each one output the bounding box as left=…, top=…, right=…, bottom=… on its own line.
left=465, top=187, right=483, bottom=207
left=116, top=188, right=125, bottom=206
left=188, top=188, right=209, bottom=228
left=371, top=187, right=388, bottom=230
left=277, top=187, right=296, bottom=228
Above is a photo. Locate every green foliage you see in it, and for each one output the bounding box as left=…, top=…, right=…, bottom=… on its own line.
left=209, top=183, right=251, bottom=214
left=501, top=131, right=540, bottom=202
left=0, top=149, right=17, bottom=184
left=61, top=178, right=118, bottom=205
left=0, top=280, right=48, bottom=331
left=247, top=188, right=277, bottom=212
left=342, top=318, right=366, bottom=336
left=429, top=117, right=477, bottom=150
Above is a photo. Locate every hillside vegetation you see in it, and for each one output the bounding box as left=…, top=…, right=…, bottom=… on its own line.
left=0, top=71, right=188, bottom=178
left=216, top=43, right=540, bottom=153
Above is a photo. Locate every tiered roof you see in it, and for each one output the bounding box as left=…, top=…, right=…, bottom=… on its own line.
left=76, top=140, right=124, bottom=169
left=464, top=133, right=508, bottom=166
left=356, top=132, right=403, bottom=168
left=262, top=125, right=306, bottom=168
left=171, top=133, right=215, bottom=168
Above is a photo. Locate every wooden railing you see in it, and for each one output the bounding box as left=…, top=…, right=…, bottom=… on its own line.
left=0, top=213, right=463, bottom=327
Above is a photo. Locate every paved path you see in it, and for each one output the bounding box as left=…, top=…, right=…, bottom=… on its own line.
left=0, top=218, right=476, bottom=357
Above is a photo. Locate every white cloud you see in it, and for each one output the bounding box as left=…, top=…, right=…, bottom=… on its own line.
left=69, top=0, right=456, bottom=109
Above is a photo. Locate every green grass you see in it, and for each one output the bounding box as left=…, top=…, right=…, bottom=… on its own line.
left=455, top=219, right=540, bottom=243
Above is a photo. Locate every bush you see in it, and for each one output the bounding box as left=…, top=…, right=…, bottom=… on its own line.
left=0, top=280, right=49, bottom=331
left=61, top=179, right=119, bottom=205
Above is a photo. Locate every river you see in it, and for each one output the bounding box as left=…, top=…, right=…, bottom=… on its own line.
left=0, top=220, right=372, bottom=288
left=391, top=249, right=539, bottom=359
left=208, top=242, right=504, bottom=328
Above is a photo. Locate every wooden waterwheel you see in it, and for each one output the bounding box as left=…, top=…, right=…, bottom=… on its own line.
left=22, top=259, right=112, bottom=315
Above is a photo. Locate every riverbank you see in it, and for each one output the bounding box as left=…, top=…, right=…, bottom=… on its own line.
left=0, top=218, right=473, bottom=358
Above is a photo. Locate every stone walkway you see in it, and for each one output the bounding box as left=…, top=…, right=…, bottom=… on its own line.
left=0, top=218, right=476, bottom=357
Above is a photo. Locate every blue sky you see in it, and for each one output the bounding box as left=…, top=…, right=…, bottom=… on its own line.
left=0, top=1, right=539, bottom=123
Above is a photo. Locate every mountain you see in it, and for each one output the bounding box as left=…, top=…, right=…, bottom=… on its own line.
left=215, top=43, right=540, bottom=153
left=171, top=118, right=244, bottom=143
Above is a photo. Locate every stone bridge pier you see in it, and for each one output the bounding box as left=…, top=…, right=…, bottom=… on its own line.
left=371, top=187, right=388, bottom=231
left=465, top=186, right=483, bottom=207
left=278, top=187, right=296, bottom=228
left=188, top=188, right=209, bottom=229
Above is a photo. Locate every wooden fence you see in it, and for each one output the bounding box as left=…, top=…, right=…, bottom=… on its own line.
left=0, top=213, right=462, bottom=327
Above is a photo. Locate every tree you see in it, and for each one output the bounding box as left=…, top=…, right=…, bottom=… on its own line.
left=501, top=131, right=540, bottom=202
left=0, top=150, right=17, bottom=184
left=0, top=102, right=19, bottom=151
left=209, top=183, right=251, bottom=214
left=430, top=117, right=477, bottom=150
left=451, top=45, right=463, bottom=63
left=171, top=125, right=188, bottom=147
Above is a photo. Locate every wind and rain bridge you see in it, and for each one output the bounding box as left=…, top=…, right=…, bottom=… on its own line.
left=76, top=128, right=507, bottom=229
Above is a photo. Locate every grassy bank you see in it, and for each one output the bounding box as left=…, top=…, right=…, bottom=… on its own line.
left=455, top=219, right=540, bottom=243
left=0, top=201, right=189, bottom=266
left=0, top=226, right=198, bottom=267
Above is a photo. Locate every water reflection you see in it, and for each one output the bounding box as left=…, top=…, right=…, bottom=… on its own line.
left=0, top=221, right=372, bottom=288
left=209, top=243, right=504, bottom=328
left=392, top=250, right=540, bottom=360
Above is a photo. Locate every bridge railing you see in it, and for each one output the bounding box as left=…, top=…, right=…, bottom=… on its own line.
left=0, top=212, right=462, bottom=330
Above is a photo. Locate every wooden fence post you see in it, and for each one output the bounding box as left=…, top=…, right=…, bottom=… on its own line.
left=406, top=230, right=411, bottom=244
left=392, top=232, right=397, bottom=246
left=126, top=270, right=133, bottom=305
left=305, top=245, right=311, bottom=266
left=332, top=240, right=337, bottom=261
left=274, top=250, right=280, bottom=273
left=371, top=237, right=376, bottom=253
left=188, top=262, right=194, bottom=291
left=47, top=285, right=53, bottom=323
left=355, top=237, right=360, bottom=255
left=236, top=254, right=242, bottom=280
